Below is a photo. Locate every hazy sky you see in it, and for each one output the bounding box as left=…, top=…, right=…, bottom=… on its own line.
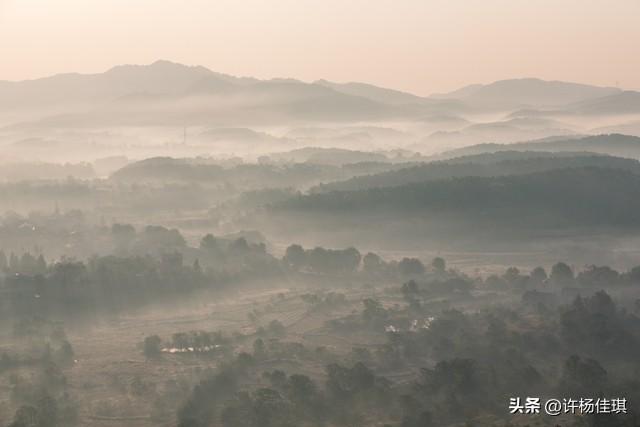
left=1, top=0, right=639, bottom=95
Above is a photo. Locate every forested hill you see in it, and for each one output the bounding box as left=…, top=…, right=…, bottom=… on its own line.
left=438, top=134, right=640, bottom=159
left=312, top=153, right=640, bottom=193
left=109, top=157, right=400, bottom=189
left=276, top=167, right=640, bottom=227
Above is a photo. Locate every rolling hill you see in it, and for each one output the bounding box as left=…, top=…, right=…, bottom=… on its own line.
left=312, top=153, right=640, bottom=193
left=275, top=167, right=640, bottom=228
left=431, top=78, right=621, bottom=110
left=436, top=134, right=640, bottom=160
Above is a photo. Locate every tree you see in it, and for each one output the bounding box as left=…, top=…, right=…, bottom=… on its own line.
left=252, top=339, right=267, bottom=360
left=144, top=335, right=163, bottom=359
left=401, top=280, right=419, bottom=301
left=251, top=388, right=289, bottom=427
left=362, top=298, right=388, bottom=326
left=284, top=244, right=306, bottom=270
left=0, top=352, right=12, bottom=371
left=530, top=266, right=548, bottom=284
left=10, top=405, right=38, bottom=427
left=560, top=291, right=622, bottom=354
left=267, top=320, right=286, bottom=338
left=55, top=341, right=75, bottom=366
left=9, top=252, right=20, bottom=273
left=111, top=223, right=136, bottom=253
left=560, top=355, right=607, bottom=395
left=431, top=257, right=446, bottom=273
left=550, top=262, right=574, bottom=286
left=503, top=267, right=520, bottom=284
left=229, top=238, right=250, bottom=255
left=305, top=247, right=361, bottom=275
left=484, top=274, right=507, bottom=290
left=160, top=252, right=183, bottom=271
left=628, top=265, right=640, bottom=284
left=200, top=234, right=220, bottom=251
left=340, top=247, right=362, bottom=273
left=36, top=394, right=59, bottom=427
left=420, top=358, right=480, bottom=397
left=264, top=370, right=287, bottom=390
left=577, top=265, right=620, bottom=287
left=401, top=410, right=433, bottom=427
left=326, top=362, right=375, bottom=400
left=141, top=225, right=186, bottom=250
left=398, top=258, right=425, bottom=277
left=20, top=253, right=38, bottom=275
left=401, top=280, right=422, bottom=310
left=287, top=374, right=319, bottom=416
left=363, top=252, right=384, bottom=275
left=172, top=333, right=191, bottom=350
left=35, top=254, right=47, bottom=275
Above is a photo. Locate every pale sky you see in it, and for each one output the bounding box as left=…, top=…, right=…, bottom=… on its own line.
left=1, top=0, right=639, bottom=95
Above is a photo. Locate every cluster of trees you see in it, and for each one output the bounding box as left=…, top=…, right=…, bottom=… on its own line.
left=0, top=228, right=289, bottom=320
left=2, top=319, right=75, bottom=374
left=0, top=251, right=47, bottom=276
left=283, top=245, right=361, bottom=275
left=0, top=252, right=207, bottom=320
left=168, top=250, right=640, bottom=427
left=300, top=291, right=348, bottom=312
left=175, top=288, right=640, bottom=427
left=313, top=153, right=640, bottom=193
left=220, top=362, right=392, bottom=427
left=143, top=330, right=233, bottom=359
left=197, top=233, right=280, bottom=277
left=143, top=319, right=289, bottom=362
left=395, top=261, right=640, bottom=307
left=483, top=262, right=640, bottom=291
left=276, top=167, right=640, bottom=228
left=112, top=156, right=400, bottom=191
left=176, top=348, right=393, bottom=427
left=3, top=322, right=77, bottom=427
left=384, top=291, right=640, bottom=426
left=284, top=243, right=445, bottom=279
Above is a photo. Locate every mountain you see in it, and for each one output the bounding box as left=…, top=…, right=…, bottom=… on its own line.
left=1, top=62, right=634, bottom=143
left=431, top=84, right=483, bottom=100
left=417, top=116, right=577, bottom=149
left=198, top=127, right=284, bottom=144
left=275, top=167, right=640, bottom=228
left=109, top=156, right=401, bottom=189
left=266, top=147, right=390, bottom=165
left=1, top=61, right=416, bottom=126
left=0, top=60, right=240, bottom=110
left=437, top=134, right=640, bottom=160
left=1, top=62, right=450, bottom=119
left=0, top=65, right=627, bottom=116
left=315, top=79, right=441, bottom=107
left=431, top=78, right=621, bottom=110
left=592, top=120, right=640, bottom=137
left=569, top=91, right=640, bottom=115
left=312, top=153, right=639, bottom=193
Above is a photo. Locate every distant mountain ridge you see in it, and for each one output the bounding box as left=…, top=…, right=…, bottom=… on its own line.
left=437, top=134, right=640, bottom=160
left=0, top=61, right=631, bottom=111
left=1, top=61, right=639, bottom=130
left=431, top=78, right=621, bottom=110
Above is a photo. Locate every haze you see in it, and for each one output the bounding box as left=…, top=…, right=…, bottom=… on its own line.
left=5, top=4, right=640, bottom=427
left=2, top=0, right=640, bottom=94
